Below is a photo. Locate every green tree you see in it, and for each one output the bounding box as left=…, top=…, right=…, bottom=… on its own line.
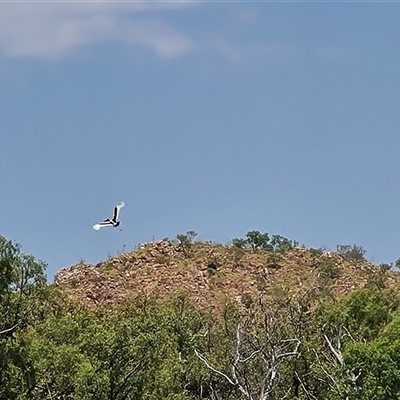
left=245, top=231, right=270, bottom=252
left=342, top=313, right=400, bottom=400
left=22, top=293, right=211, bottom=400
left=0, top=235, right=47, bottom=334
left=269, top=234, right=298, bottom=252
left=311, top=289, right=400, bottom=399
left=0, top=234, right=47, bottom=400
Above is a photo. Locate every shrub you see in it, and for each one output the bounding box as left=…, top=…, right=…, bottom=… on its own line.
left=176, top=231, right=198, bottom=257
left=265, top=252, right=282, bottom=269
left=206, top=257, right=219, bottom=271
left=309, top=248, right=324, bottom=258
left=318, top=259, right=340, bottom=279
left=336, top=244, right=367, bottom=262
left=231, top=238, right=248, bottom=249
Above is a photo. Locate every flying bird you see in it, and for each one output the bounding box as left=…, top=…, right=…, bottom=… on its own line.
left=93, top=202, right=125, bottom=230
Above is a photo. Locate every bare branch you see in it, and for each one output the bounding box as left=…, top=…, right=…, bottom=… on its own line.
left=0, top=323, right=19, bottom=335
left=196, top=312, right=301, bottom=400
left=195, top=341, right=253, bottom=400
left=276, top=339, right=301, bottom=359
left=312, top=348, right=342, bottom=393
left=231, top=325, right=242, bottom=386
left=323, top=334, right=343, bottom=365
left=260, top=366, right=277, bottom=400
left=46, top=382, right=54, bottom=400
left=342, top=326, right=356, bottom=342
left=240, top=349, right=262, bottom=363
left=194, top=349, right=237, bottom=387
left=294, top=371, right=318, bottom=400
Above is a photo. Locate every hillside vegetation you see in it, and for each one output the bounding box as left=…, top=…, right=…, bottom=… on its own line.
left=2, top=231, right=400, bottom=400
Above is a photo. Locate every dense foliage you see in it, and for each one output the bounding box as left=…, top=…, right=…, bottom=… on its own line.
left=2, top=234, right=400, bottom=399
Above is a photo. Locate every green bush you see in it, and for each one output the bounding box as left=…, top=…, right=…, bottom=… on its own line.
left=176, top=231, right=198, bottom=257
left=336, top=244, right=367, bottom=262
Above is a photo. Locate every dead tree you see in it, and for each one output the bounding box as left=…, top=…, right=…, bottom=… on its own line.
left=195, top=313, right=301, bottom=400
left=309, top=325, right=362, bottom=399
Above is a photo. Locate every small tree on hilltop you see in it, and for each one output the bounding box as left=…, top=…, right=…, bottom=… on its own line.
left=245, top=231, right=271, bottom=252
left=270, top=234, right=299, bottom=252
left=231, top=238, right=248, bottom=249
left=336, top=244, right=367, bottom=262
left=176, top=231, right=198, bottom=257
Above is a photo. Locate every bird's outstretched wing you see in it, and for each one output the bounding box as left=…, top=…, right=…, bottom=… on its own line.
left=93, top=221, right=114, bottom=230
left=93, top=202, right=125, bottom=230
left=111, top=201, right=125, bottom=223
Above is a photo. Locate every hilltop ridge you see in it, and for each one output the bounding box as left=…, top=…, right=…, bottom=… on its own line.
left=54, top=238, right=400, bottom=311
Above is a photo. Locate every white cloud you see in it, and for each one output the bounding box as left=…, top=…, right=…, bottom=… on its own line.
left=0, top=2, right=351, bottom=71
left=123, top=19, right=196, bottom=59
left=0, top=2, right=197, bottom=60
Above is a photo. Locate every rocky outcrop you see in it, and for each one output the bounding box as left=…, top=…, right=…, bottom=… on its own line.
left=55, top=240, right=400, bottom=310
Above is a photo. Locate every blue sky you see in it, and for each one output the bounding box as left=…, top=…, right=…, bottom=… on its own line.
left=1, top=1, right=400, bottom=279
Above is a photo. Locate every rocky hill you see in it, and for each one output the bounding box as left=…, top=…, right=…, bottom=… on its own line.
left=54, top=239, right=400, bottom=311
